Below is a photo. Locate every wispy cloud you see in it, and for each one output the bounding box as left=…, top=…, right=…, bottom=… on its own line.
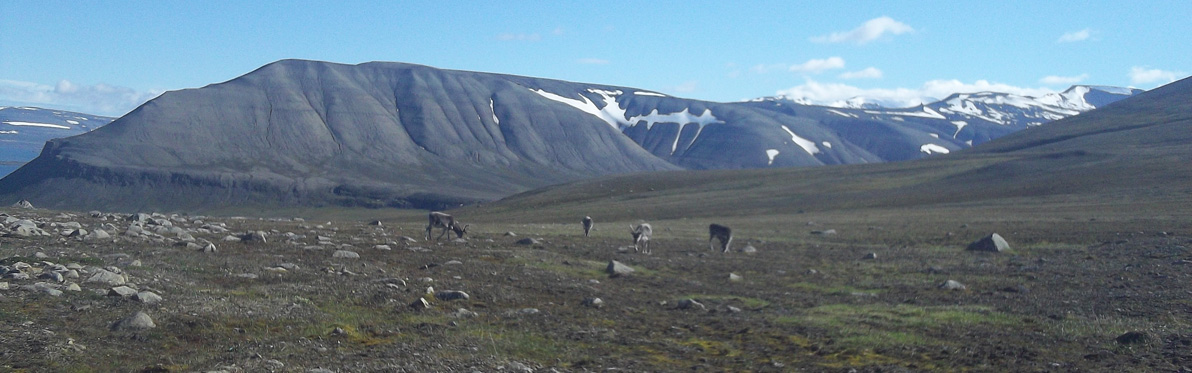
left=777, top=79, right=1055, bottom=108
left=496, top=32, right=541, bottom=41
left=576, top=58, right=610, bottom=65
left=839, top=67, right=883, bottom=79
left=1056, top=28, right=1092, bottom=43
left=1039, top=73, right=1089, bottom=85
left=788, top=57, right=846, bottom=74
left=0, top=79, right=160, bottom=117
left=810, top=16, right=914, bottom=44
left=1128, top=66, right=1186, bottom=85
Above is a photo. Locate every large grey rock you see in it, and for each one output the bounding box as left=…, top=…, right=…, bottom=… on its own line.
left=111, top=311, right=156, bottom=330
left=606, top=260, right=635, bottom=277
left=332, top=250, right=360, bottom=259
left=967, top=233, right=1010, bottom=252
left=435, top=290, right=470, bottom=301
left=85, top=269, right=126, bottom=286
left=939, top=280, right=967, bottom=290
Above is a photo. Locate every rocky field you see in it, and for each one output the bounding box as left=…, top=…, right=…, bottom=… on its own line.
left=2, top=204, right=1191, bottom=372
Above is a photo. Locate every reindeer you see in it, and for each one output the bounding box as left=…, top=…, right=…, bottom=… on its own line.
left=630, top=223, right=652, bottom=254
left=709, top=224, right=733, bottom=253
left=582, top=216, right=593, bottom=237
left=425, top=211, right=469, bottom=241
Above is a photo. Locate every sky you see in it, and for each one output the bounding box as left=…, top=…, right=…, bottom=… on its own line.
left=1, top=1, right=1189, bottom=117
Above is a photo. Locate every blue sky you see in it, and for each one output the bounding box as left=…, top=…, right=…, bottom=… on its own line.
left=1, top=1, right=1188, bottom=116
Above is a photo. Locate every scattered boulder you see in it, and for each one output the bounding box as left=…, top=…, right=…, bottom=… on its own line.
left=606, top=260, right=634, bottom=277
left=373, top=244, right=392, bottom=250
left=515, top=237, right=540, bottom=245
left=410, top=297, right=432, bottom=310
left=729, top=273, right=743, bottom=282
left=863, top=252, right=878, bottom=260
left=939, top=280, right=967, bottom=290
left=739, top=245, right=758, bottom=254
left=332, top=250, right=360, bottom=259
left=435, top=290, right=470, bottom=301
left=85, top=229, right=111, bottom=241
left=111, top=311, right=156, bottom=330
left=677, top=299, right=706, bottom=310
left=86, top=269, right=127, bottom=286
left=12, top=199, right=34, bottom=209
left=967, top=233, right=1010, bottom=252
left=108, top=286, right=138, bottom=298
left=811, top=229, right=837, bottom=235
left=452, top=308, right=478, bottom=318
left=134, top=291, right=163, bottom=304
left=1115, top=331, right=1152, bottom=345
left=504, top=232, right=517, bottom=237
left=368, top=220, right=383, bottom=226
left=582, top=297, right=604, bottom=308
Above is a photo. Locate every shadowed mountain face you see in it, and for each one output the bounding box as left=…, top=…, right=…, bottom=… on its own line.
left=0, top=60, right=1157, bottom=212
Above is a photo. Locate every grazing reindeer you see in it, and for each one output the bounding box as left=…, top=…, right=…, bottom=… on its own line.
left=425, top=211, right=469, bottom=241
left=630, top=223, right=653, bottom=254
left=709, top=224, right=733, bottom=253
left=582, top=216, right=593, bottom=237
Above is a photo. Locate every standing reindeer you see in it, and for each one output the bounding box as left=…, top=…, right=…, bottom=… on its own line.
left=425, top=211, right=469, bottom=241
left=582, top=216, right=593, bottom=237
left=630, top=223, right=653, bottom=254
left=709, top=224, right=733, bottom=253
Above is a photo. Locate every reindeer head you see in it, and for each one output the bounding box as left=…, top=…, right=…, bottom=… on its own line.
left=451, top=223, right=469, bottom=238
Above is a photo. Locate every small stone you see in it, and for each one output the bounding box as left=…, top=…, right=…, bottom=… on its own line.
left=726, top=306, right=743, bottom=313
left=65, top=283, right=81, bottom=292
left=967, top=233, right=1010, bottom=252
left=863, top=252, right=878, bottom=260
left=739, top=245, right=758, bottom=254
left=504, top=231, right=517, bottom=237
left=811, top=229, right=837, bottom=235
left=373, top=244, right=392, bottom=250
left=729, top=273, right=743, bottom=282
left=85, top=270, right=126, bottom=286
left=332, top=250, right=360, bottom=259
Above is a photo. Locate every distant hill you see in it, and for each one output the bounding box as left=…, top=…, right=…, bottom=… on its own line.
left=0, top=60, right=1153, bottom=212
left=0, top=107, right=113, bottom=176
left=463, top=77, right=1191, bottom=222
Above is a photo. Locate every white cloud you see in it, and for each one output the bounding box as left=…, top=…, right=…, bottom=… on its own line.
left=0, top=79, right=161, bottom=116
left=1129, top=66, right=1186, bottom=85
left=788, top=57, right=845, bottom=74
left=776, top=79, right=1056, bottom=108
left=1039, top=73, right=1089, bottom=85
left=839, top=67, right=883, bottom=79
left=576, top=58, right=610, bottom=65
left=496, top=33, right=541, bottom=41
left=810, top=16, right=914, bottom=44
left=1057, top=28, right=1091, bottom=43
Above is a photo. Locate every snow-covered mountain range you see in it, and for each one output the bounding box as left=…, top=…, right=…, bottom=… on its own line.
left=0, top=106, right=113, bottom=176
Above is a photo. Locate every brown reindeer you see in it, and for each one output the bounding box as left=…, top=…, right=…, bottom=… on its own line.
left=425, top=211, right=468, bottom=241
left=582, top=216, right=593, bottom=237
left=709, top=224, right=733, bottom=253
left=630, top=223, right=653, bottom=254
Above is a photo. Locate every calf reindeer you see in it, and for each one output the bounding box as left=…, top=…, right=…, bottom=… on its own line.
left=425, top=211, right=469, bottom=241
left=582, top=216, right=593, bottom=237
left=630, top=223, right=653, bottom=254
left=709, top=224, right=733, bottom=253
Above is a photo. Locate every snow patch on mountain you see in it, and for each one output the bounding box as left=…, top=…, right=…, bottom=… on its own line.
left=780, top=125, right=820, bottom=155
left=3, top=121, right=71, bottom=129
left=920, top=144, right=950, bottom=154
left=766, top=149, right=779, bottom=165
